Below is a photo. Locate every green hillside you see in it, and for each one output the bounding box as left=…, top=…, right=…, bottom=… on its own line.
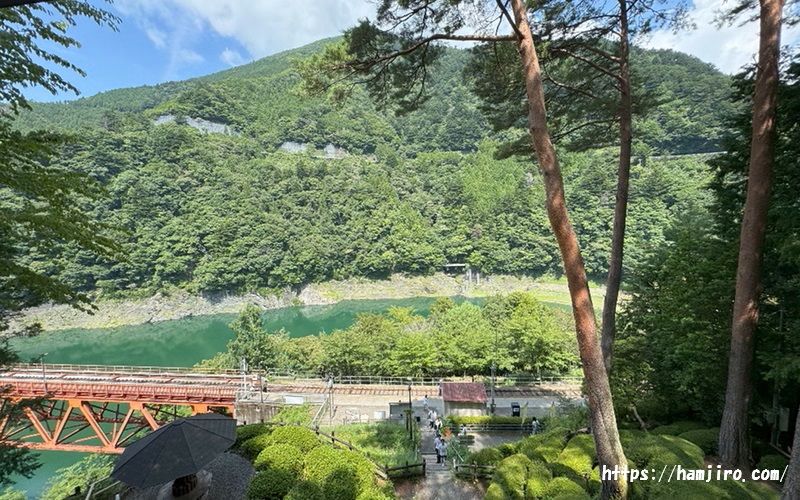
left=13, top=39, right=732, bottom=298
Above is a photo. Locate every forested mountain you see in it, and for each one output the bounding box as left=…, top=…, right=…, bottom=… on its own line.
left=14, top=39, right=731, bottom=298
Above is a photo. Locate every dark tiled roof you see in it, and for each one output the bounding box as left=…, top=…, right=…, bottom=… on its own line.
left=442, top=382, right=488, bottom=403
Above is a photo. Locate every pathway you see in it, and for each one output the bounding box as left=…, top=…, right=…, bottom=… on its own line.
left=393, top=400, right=485, bottom=500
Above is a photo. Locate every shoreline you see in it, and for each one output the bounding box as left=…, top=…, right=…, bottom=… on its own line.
left=11, top=273, right=604, bottom=332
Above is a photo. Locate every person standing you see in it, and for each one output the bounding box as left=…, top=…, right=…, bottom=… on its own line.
left=434, top=435, right=442, bottom=463
left=531, top=417, right=541, bottom=435
left=439, top=439, right=448, bottom=464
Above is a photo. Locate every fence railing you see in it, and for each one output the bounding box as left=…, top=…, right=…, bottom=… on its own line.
left=312, top=426, right=425, bottom=480
left=454, top=463, right=496, bottom=479
left=8, top=364, right=583, bottom=388
left=310, top=394, right=331, bottom=428
left=10, top=363, right=241, bottom=376
left=267, top=372, right=583, bottom=387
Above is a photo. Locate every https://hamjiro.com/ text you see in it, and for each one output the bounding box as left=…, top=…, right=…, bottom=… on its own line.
left=601, top=464, right=787, bottom=483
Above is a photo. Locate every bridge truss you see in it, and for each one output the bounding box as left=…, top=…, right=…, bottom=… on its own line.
left=0, top=366, right=238, bottom=453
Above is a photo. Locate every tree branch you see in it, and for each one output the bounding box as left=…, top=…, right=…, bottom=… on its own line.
left=550, top=47, right=623, bottom=82
left=496, top=0, right=525, bottom=39
left=347, top=33, right=516, bottom=72
left=544, top=74, right=601, bottom=100
left=553, top=118, right=616, bottom=141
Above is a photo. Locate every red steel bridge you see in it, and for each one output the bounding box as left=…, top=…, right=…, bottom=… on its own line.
left=0, top=364, right=240, bottom=453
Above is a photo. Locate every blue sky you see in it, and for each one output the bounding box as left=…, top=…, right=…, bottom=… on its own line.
left=23, top=0, right=800, bottom=103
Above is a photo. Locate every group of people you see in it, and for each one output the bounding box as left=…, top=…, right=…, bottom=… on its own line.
left=427, top=407, right=443, bottom=432
left=424, top=395, right=449, bottom=464
left=433, top=433, right=448, bottom=464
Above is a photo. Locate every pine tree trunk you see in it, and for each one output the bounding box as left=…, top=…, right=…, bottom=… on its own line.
left=719, top=0, right=784, bottom=469
left=782, top=408, right=800, bottom=499
left=509, top=0, right=628, bottom=497
left=601, top=0, right=633, bottom=375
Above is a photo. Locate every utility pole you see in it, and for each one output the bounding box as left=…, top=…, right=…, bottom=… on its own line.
left=35, top=353, right=48, bottom=394
left=407, top=378, right=413, bottom=444
left=328, top=376, right=334, bottom=426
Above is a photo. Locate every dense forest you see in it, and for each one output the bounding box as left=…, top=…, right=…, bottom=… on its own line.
left=13, top=41, right=729, bottom=299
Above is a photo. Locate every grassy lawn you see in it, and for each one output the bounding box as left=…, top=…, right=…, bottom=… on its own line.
left=322, top=422, right=420, bottom=468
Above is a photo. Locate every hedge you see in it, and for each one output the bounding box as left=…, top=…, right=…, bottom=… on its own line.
left=235, top=424, right=272, bottom=448
left=555, top=435, right=595, bottom=478
left=498, top=443, right=518, bottom=458
left=624, top=434, right=704, bottom=471
left=240, top=433, right=274, bottom=461
left=253, top=443, right=304, bottom=474
left=524, top=461, right=552, bottom=500
left=677, top=428, right=719, bottom=456
left=543, top=477, right=590, bottom=500
left=304, top=445, right=377, bottom=499
left=266, top=425, right=321, bottom=453
left=493, top=454, right=532, bottom=500
left=651, top=421, right=706, bottom=436
left=246, top=468, right=295, bottom=500
left=485, top=482, right=508, bottom=500
left=757, top=454, right=788, bottom=471
left=284, top=480, right=324, bottom=500
left=646, top=477, right=779, bottom=499
left=448, top=416, right=534, bottom=425
left=468, top=447, right=504, bottom=467
left=533, top=436, right=568, bottom=463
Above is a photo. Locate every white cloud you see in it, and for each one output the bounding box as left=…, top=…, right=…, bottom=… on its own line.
left=643, top=0, right=800, bottom=74
left=145, top=26, right=167, bottom=48
left=172, top=0, right=374, bottom=57
left=220, top=48, right=247, bottom=67
left=118, top=0, right=374, bottom=61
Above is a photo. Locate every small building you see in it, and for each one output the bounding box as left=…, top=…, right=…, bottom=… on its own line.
left=442, top=382, right=488, bottom=417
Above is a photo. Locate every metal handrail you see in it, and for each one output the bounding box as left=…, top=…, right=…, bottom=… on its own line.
left=10, top=363, right=241, bottom=376
left=311, top=394, right=330, bottom=428
left=9, top=363, right=584, bottom=386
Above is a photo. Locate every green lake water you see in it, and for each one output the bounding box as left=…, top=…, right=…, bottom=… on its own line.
left=7, top=296, right=486, bottom=497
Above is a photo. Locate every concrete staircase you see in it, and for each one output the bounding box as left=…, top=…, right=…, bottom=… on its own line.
left=422, top=452, right=449, bottom=474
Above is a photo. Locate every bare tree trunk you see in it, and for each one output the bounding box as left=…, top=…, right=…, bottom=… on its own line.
left=719, top=0, right=784, bottom=469
left=509, top=0, right=628, bottom=497
left=601, top=0, right=633, bottom=375
left=782, top=408, right=800, bottom=499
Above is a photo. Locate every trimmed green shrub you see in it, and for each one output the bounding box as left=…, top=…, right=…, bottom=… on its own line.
left=493, top=454, right=532, bottom=500
left=757, top=454, right=788, bottom=471
left=304, top=445, right=378, bottom=499
left=356, top=486, right=395, bottom=500
left=651, top=421, right=706, bottom=436
left=469, top=447, right=504, bottom=467
left=714, top=477, right=780, bottom=499
left=498, top=443, right=518, bottom=457
left=449, top=416, right=534, bottom=425
left=235, top=423, right=272, bottom=448
left=266, top=425, right=321, bottom=452
left=543, top=477, right=590, bottom=499
left=517, top=435, right=545, bottom=461
left=524, top=461, right=552, bottom=500
left=677, top=428, right=719, bottom=456
left=624, top=434, right=704, bottom=471
left=555, top=435, right=595, bottom=478
left=240, top=433, right=274, bottom=461
left=247, top=468, right=295, bottom=500
left=484, top=482, right=508, bottom=500
left=534, top=436, right=568, bottom=463
left=644, top=471, right=779, bottom=499
left=285, top=480, right=324, bottom=500
left=323, top=467, right=361, bottom=500
left=254, top=443, right=304, bottom=474
left=587, top=466, right=601, bottom=497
